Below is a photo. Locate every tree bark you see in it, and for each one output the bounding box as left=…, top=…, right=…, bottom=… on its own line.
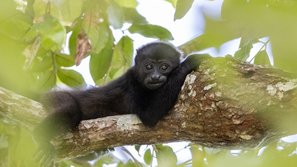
left=0, top=57, right=297, bottom=159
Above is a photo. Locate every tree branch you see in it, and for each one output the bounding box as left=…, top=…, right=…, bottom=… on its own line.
left=1, top=57, right=297, bottom=159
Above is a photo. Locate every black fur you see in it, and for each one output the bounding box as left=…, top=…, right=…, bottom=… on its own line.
left=35, top=42, right=209, bottom=142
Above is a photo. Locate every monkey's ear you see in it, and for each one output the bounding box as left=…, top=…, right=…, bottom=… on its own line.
left=135, top=49, right=141, bottom=65
left=136, top=49, right=140, bottom=54
left=135, top=48, right=145, bottom=63
left=136, top=48, right=145, bottom=55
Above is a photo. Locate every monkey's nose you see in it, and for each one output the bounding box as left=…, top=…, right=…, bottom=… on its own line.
left=151, top=74, right=160, bottom=81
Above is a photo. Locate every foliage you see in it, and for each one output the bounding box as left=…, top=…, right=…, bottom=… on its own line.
left=1, top=0, right=174, bottom=99
left=0, top=0, right=297, bottom=167
left=185, top=0, right=297, bottom=72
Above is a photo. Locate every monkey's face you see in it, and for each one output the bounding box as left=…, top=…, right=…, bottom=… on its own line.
left=134, top=42, right=181, bottom=90
left=137, top=58, right=179, bottom=90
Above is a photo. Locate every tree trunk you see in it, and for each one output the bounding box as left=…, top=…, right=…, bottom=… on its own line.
left=0, top=57, right=297, bottom=159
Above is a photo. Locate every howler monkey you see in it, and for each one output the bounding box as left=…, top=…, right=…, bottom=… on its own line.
left=35, top=42, right=209, bottom=144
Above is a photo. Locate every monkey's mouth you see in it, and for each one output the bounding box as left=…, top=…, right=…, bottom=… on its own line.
left=146, top=81, right=164, bottom=89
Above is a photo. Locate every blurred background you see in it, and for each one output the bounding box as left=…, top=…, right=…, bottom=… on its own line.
left=0, top=0, right=297, bottom=166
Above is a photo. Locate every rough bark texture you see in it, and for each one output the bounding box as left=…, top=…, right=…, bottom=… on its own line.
left=0, top=57, right=297, bottom=159
left=0, top=87, right=44, bottom=129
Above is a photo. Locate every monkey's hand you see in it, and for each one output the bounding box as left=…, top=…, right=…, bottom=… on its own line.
left=183, top=54, right=211, bottom=70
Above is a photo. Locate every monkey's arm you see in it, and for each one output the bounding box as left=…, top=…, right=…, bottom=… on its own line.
left=180, top=54, right=211, bottom=77
left=137, top=54, right=210, bottom=126
left=165, top=54, right=211, bottom=102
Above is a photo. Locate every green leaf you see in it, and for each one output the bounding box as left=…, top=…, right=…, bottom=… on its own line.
left=69, top=20, right=82, bottom=57
left=114, top=0, right=137, bottom=8
left=90, top=31, right=114, bottom=85
left=23, top=37, right=41, bottom=70
left=134, top=145, right=141, bottom=153
left=174, top=0, right=194, bottom=20
left=123, top=8, right=147, bottom=24
left=108, top=0, right=146, bottom=28
left=0, top=0, right=18, bottom=20
left=51, top=0, right=83, bottom=24
left=33, top=0, right=82, bottom=24
left=30, top=51, right=53, bottom=72
left=234, top=39, right=255, bottom=61
left=144, top=149, right=153, bottom=165
left=0, top=120, right=18, bottom=136
left=180, top=18, right=239, bottom=53
left=94, top=153, right=121, bottom=167
left=32, top=0, right=47, bottom=20
left=165, top=0, right=177, bottom=7
left=129, top=24, right=173, bottom=40
left=190, top=145, right=205, bottom=167
left=155, top=145, right=177, bottom=166
left=254, top=50, right=270, bottom=65
left=57, top=69, right=85, bottom=87
left=56, top=53, right=75, bottom=67
left=6, top=128, right=40, bottom=167
left=114, top=36, right=134, bottom=66
left=109, top=66, right=126, bottom=79
left=83, top=17, right=110, bottom=54
left=33, top=71, right=56, bottom=91
left=108, top=2, right=124, bottom=29
left=0, top=12, right=32, bottom=40
left=31, top=15, right=66, bottom=50
left=117, top=160, right=138, bottom=167
left=109, top=36, right=133, bottom=79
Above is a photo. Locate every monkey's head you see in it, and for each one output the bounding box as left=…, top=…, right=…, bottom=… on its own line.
left=134, top=42, right=181, bottom=90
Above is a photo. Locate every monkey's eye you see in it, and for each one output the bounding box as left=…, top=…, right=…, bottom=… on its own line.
left=145, top=64, right=153, bottom=70
left=160, top=64, right=169, bottom=71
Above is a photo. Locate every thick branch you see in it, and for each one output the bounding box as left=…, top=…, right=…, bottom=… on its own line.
left=0, top=87, right=44, bottom=129
left=1, top=57, right=297, bottom=159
